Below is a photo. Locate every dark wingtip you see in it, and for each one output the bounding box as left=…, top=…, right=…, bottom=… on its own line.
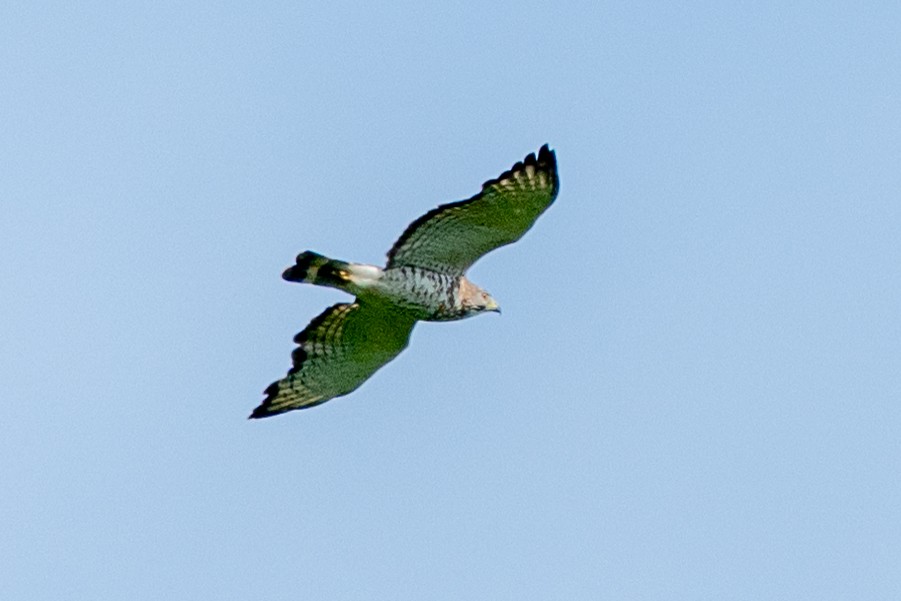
left=249, top=382, right=281, bottom=419
left=519, top=144, right=554, bottom=166
left=478, top=144, right=557, bottom=191
left=537, top=144, right=554, bottom=165
left=534, top=144, right=556, bottom=173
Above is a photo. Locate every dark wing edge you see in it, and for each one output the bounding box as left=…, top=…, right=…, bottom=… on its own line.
left=386, top=144, right=559, bottom=271
left=250, top=304, right=344, bottom=419
left=480, top=143, right=558, bottom=198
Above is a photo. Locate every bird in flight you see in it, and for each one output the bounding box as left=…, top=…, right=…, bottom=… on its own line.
left=251, top=145, right=559, bottom=418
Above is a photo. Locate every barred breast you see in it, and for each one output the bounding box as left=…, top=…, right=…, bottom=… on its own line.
left=373, top=266, right=463, bottom=321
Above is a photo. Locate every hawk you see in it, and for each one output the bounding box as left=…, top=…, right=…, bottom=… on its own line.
left=251, top=145, right=559, bottom=418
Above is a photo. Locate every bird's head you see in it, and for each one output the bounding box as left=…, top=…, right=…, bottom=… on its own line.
left=460, top=279, right=501, bottom=316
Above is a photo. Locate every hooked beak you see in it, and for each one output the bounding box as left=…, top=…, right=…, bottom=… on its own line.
left=486, top=298, right=501, bottom=314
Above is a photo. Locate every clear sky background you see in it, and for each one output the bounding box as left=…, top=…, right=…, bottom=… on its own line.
left=2, top=2, right=900, bottom=599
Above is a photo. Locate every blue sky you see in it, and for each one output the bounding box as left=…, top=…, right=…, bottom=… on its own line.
left=2, top=2, right=900, bottom=599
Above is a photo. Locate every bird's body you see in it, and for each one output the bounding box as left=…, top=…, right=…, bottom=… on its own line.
left=375, top=266, right=465, bottom=321
left=252, top=145, right=559, bottom=418
left=288, top=252, right=495, bottom=321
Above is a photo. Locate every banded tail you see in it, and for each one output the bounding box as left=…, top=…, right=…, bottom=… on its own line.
left=283, top=251, right=353, bottom=288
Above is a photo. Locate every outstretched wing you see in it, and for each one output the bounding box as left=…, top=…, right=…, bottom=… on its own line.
left=386, top=144, right=559, bottom=275
left=251, top=302, right=417, bottom=418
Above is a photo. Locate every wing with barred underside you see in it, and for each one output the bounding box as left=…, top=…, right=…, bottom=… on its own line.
left=251, top=302, right=417, bottom=418
left=386, top=145, right=559, bottom=275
